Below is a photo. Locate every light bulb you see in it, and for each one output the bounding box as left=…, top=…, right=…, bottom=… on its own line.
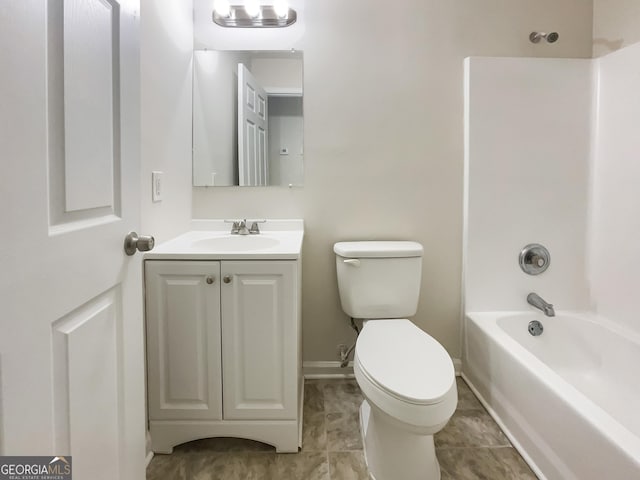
left=213, top=0, right=231, bottom=17
left=273, top=0, right=289, bottom=18
left=244, top=0, right=261, bottom=18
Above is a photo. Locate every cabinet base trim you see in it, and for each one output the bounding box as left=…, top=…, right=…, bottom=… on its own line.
left=149, top=419, right=300, bottom=454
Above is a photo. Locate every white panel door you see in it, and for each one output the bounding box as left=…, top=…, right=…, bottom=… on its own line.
left=238, top=63, right=269, bottom=186
left=221, top=261, right=297, bottom=420
left=145, top=261, right=223, bottom=421
left=0, top=2, right=145, bottom=479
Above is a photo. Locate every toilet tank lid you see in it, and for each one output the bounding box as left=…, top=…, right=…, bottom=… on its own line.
left=334, top=241, right=423, bottom=258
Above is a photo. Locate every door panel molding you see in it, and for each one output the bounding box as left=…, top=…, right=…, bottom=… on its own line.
left=52, top=287, right=123, bottom=477
left=46, top=0, right=122, bottom=232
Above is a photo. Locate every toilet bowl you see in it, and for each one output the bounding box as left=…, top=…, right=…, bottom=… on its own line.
left=355, top=320, right=457, bottom=480
left=334, top=241, right=457, bottom=480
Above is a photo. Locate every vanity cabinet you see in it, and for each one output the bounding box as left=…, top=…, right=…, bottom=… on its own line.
left=145, top=261, right=223, bottom=422
left=145, top=259, right=301, bottom=453
left=221, top=261, right=297, bottom=420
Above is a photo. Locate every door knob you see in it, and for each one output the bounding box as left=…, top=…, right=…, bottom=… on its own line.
left=124, top=231, right=155, bottom=256
left=206, top=276, right=215, bottom=284
left=223, top=275, right=232, bottom=284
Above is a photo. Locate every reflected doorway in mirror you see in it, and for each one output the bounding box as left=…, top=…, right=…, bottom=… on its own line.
left=193, top=50, right=303, bottom=187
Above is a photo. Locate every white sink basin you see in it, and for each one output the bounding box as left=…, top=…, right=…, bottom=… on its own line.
left=190, top=235, right=280, bottom=252
left=144, top=220, right=304, bottom=260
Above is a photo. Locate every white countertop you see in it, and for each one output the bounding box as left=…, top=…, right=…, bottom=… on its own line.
left=144, top=219, right=304, bottom=260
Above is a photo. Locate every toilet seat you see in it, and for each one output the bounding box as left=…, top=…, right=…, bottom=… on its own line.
left=355, top=319, right=455, bottom=406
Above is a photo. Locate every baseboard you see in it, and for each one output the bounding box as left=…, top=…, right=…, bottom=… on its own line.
left=304, top=359, right=461, bottom=379
left=303, top=361, right=355, bottom=379
left=453, top=358, right=462, bottom=375
left=145, top=451, right=154, bottom=468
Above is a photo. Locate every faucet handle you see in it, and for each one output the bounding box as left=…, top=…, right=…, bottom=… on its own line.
left=248, top=219, right=266, bottom=234
left=224, top=219, right=242, bottom=234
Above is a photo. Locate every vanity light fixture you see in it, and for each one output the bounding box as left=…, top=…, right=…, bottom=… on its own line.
left=244, top=0, right=260, bottom=18
left=212, top=1, right=297, bottom=28
left=213, top=0, right=231, bottom=18
left=273, top=0, right=289, bottom=18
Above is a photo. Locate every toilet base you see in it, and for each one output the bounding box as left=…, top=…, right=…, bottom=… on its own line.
left=360, top=400, right=441, bottom=480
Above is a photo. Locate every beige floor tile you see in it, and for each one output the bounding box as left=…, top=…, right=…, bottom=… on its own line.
left=189, top=452, right=275, bottom=480
left=274, top=451, right=329, bottom=480
left=456, top=377, right=484, bottom=411
left=146, top=451, right=190, bottom=480
left=303, top=412, right=327, bottom=452
left=327, top=411, right=363, bottom=451
left=435, top=408, right=511, bottom=448
left=304, top=381, right=325, bottom=416
left=489, top=447, right=538, bottom=479
left=437, top=447, right=537, bottom=480
left=329, top=451, right=368, bottom=480
left=147, top=378, right=540, bottom=480
left=323, top=380, right=363, bottom=415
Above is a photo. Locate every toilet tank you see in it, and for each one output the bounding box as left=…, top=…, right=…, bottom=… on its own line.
left=334, top=241, right=423, bottom=319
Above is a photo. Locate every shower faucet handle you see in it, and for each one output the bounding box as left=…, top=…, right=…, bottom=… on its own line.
left=519, top=244, right=550, bottom=275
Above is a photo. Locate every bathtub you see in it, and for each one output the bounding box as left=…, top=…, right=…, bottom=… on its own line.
left=462, top=311, right=640, bottom=480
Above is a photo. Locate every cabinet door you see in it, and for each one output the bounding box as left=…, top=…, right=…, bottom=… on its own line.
left=145, top=261, right=222, bottom=421
left=221, top=261, right=298, bottom=420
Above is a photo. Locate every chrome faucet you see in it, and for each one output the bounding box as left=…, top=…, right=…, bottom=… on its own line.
left=227, top=219, right=250, bottom=235
left=527, top=292, right=555, bottom=317
left=225, top=219, right=266, bottom=235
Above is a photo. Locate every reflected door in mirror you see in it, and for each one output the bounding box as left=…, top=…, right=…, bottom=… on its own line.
left=192, top=50, right=303, bottom=187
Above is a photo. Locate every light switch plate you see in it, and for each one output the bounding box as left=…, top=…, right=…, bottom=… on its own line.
left=152, top=171, right=163, bottom=202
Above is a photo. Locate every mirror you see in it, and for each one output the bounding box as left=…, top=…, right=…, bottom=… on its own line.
left=193, top=50, right=303, bottom=187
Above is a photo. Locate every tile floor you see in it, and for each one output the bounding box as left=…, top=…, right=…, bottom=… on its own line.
left=147, top=377, right=537, bottom=479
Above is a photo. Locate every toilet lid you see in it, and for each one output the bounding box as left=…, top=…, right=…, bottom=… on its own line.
left=355, top=320, right=455, bottom=405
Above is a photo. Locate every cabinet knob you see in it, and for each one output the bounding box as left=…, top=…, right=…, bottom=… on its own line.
left=223, top=275, right=232, bottom=284
left=206, top=276, right=215, bottom=285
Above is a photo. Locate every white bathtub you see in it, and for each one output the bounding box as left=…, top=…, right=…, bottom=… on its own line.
left=463, top=311, right=640, bottom=480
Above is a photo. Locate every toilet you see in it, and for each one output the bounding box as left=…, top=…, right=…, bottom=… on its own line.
left=334, top=241, right=457, bottom=480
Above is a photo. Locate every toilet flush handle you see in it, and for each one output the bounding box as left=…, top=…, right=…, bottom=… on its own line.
left=343, top=259, right=361, bottom=267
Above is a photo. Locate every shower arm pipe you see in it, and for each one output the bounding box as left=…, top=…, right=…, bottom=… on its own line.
left=529, top=31, right=559, bottom=44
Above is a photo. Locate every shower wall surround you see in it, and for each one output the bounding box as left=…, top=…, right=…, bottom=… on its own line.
left=589, top=42, right=640, bottom=335
left=465, top=41, right=640, bottom=338
left=464, top=57, right=592, bottom=312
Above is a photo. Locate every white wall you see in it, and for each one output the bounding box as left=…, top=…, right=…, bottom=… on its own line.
left=191, top=0, right=594, bottom=362
left=464, top=57, right=592, bottom=313
left=140, top=0, right=193, bottom=242
left=588, top=42, right=640, bottom=334
left=593, top=0, right=640, bottom=57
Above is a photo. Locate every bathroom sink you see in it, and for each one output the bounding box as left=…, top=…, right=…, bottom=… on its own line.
left=143, top=219, right=304, bottom=260
left=190, top=235, right=280, bottom=252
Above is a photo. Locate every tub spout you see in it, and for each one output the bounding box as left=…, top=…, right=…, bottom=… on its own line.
left=527, top=293, right=555, bottom=317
